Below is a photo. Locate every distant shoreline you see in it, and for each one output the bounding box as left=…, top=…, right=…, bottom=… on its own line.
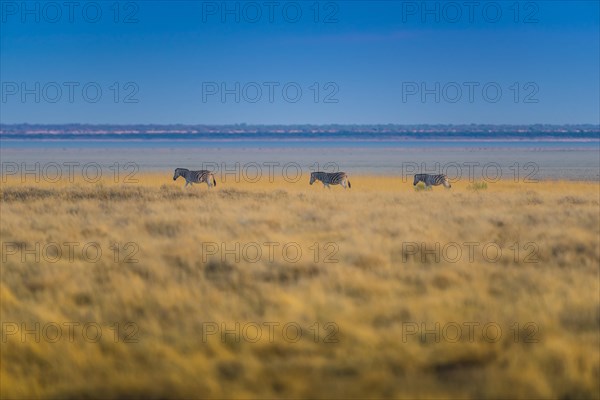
left=2, top=131, right=599, bottom=145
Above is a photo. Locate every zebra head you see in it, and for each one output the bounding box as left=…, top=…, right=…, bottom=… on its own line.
left=413, top=174, right=421, bottom=186
left=309, top=172, right=316, bottom=185
left=173, top=168, right=187, bottom=181
left=442, top=175, right=451, bottom=188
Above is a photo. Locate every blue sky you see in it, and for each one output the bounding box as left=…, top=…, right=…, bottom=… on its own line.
left=1, top=0, right=598, bottom=124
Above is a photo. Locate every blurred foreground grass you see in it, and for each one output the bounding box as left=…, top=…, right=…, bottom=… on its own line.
left=1, top=175, right=599, bottom=399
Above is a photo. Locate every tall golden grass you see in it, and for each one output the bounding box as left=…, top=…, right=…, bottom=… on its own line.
left=1, top=175, right=599, bottom=399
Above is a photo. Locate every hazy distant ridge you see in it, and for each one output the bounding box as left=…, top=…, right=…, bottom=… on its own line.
left=1, top=123, right=599, bottom=136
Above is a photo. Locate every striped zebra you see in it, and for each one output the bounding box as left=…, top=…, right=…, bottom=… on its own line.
left=309, top=171, right=351, bottom=189
left=173, top=168, right=217, bottom=188
left=413, top=173, right=451, bottom=189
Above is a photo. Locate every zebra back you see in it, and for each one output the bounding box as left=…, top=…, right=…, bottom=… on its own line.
left=174, top=168, right=216, bottom=186
left=311, top=171, right=347, bottom=184
left=310, top=171, right=351, bottom=188
left=413, top=174, right=449, bottom=187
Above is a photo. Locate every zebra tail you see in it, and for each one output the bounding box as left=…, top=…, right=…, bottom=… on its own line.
left=348, top=180, right=351, bottom=189
left=213, top=176, right=217, bottom=187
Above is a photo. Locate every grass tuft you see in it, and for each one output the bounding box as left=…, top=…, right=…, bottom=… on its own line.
left=467, top=181, right=488, bottom=191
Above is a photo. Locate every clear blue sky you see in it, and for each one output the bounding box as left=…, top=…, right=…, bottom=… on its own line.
left=1, top=0, right=598, bottom=124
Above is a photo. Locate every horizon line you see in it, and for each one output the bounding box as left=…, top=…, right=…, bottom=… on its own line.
left=2, top=123, right=599, bottom=127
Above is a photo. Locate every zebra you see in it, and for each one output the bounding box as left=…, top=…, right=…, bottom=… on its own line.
left=413, top=173, right=451, bottom=189
left=173, top=168, right=217, bottom=188
left=309, top=171, right=351, bottom=189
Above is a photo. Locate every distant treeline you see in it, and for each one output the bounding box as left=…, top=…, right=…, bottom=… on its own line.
left=1, top=123, right=599, bottom=135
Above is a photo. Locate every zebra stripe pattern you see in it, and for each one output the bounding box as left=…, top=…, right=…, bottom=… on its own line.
left=173, top=168, right=217, bottom=188
left=310, top=171, right=351, bottom=189
left=413, top=174, right=451, bottom=189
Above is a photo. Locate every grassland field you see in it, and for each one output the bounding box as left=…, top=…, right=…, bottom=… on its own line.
left=1, top=174, right=599, bottom=399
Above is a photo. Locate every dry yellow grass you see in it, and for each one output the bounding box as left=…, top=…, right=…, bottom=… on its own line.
left=1, top=175, right=599, bottom=399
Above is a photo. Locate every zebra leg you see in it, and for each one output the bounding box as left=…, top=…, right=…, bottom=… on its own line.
left=184, top=180, right=190, bottom=187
